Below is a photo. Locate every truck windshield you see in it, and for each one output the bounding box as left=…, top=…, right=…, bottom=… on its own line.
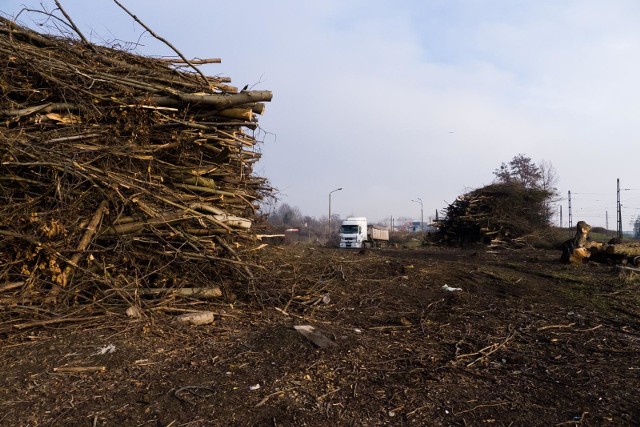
left=340, top=225, right=359, bottom=234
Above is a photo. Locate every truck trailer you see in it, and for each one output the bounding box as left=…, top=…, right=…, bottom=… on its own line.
left=339, top=217, right=389, bottom=248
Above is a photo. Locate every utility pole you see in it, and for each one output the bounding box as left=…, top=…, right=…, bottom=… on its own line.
left=568, top=190, right=573, bottom=235
left=606, top=211, right=609, bottom=234
left=617, top=178, right=622, bottom=240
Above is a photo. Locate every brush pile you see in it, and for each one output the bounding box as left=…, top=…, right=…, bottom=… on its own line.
left=0, top=16, right=273, bottom=309
left=435, top=183, right=551, bottom=245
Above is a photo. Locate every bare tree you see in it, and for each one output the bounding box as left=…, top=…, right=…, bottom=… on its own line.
left=539, top=159, right=559, bottom=195
left=268, top=203, right=302, bottom=227
left=538, top=159, right=560, bottom=223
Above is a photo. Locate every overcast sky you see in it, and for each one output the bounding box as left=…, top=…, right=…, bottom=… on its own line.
left=4, top=1, right=640, bottom=230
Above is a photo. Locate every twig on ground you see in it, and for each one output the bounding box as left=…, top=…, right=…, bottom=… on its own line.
left=537, top=323, right=576, bottom=331
left=255, top=388, right=296, bottom=408
left=455, top=401, right=508, bottom=415
left=13, top=315, right=106, bottom=330
left=456, top=332, right=516, bottom=367
left=53, top=366, right=106, bottom=373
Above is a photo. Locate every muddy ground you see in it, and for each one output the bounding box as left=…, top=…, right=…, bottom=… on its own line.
left=1, top=244, right=639, bottom=426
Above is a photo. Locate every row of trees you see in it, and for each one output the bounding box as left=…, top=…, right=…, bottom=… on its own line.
left=265, top=203, right=339, bottom=241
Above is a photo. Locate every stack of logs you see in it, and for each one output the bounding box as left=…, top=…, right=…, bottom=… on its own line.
left=0, top=16, right=273, bottom=307
left=562, top=222, right=640, bottom=266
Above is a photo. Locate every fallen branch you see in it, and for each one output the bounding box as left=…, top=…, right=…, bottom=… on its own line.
left=53, top=366, right=106, bottom=373
left=456, top=332, right=515, bottom=367
left=255, top=389, right=293, bottom=408
left=0, top=282, right=24, bottom=293
left=537, top=323, right=576, bottom=331
left=13, top=315, right=106, bottom=330
left=455, top=401, right=508, bottom=415
left=141, top=287, right=222, bottom=299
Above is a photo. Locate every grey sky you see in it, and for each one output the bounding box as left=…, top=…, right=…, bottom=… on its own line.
left=3, top=1, right=640, bottom=229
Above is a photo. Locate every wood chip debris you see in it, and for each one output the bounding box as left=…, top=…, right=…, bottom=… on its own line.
left=294, top=325, right=336, bottom=349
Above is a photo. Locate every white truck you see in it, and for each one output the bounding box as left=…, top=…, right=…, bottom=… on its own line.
left=339, top=217, right=389, bottom=248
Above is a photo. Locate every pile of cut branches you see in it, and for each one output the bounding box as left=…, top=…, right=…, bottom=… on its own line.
left=435, top=183, right=551, bottom=246
left=0, top=14, right=273, bottom=312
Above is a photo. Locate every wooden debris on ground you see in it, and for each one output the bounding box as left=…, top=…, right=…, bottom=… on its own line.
left=294, top=325, right=337, bottom=349
left=560, top=221, right=604, bottom=264
left=176, top=311, right=215, bottom=326
left=434, top=183, right=551, bottom=246
left=0, top=12, right=273, bottom=314
left=561, top=222, right=640, bottom=266
left=605, top=243, right=640, bottom=258
left=53, top=366, right=107, bottom=373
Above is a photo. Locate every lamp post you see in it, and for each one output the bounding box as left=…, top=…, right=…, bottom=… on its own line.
left=411, top=197, right=424, bottom=233
left=328, top=187, right=343, bottom=241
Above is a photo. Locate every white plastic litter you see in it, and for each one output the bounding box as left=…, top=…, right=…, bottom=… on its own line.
left=176, top=311, right=215, bottom=325
left=94, top=344, right=116, bottom=355
left=442, top=284, right=463, bottom=292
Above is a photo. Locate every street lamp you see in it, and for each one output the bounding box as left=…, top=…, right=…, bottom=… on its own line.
left=328, top=187, right=343, bottom=241
left=411, top=197, right=424, bottom=233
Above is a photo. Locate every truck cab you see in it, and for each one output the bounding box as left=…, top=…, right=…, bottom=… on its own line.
left=339, top=217, right=368, bottom=248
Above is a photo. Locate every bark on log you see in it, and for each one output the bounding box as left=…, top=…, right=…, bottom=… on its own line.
left=217, top=107, right=254, bottom=121
left=148, top=90, right=273, bottom=109
left=606, top=244, right=640, bottom=256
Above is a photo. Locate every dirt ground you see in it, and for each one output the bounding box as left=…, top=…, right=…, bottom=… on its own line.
left=1, top=244, right=639, bottom=426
